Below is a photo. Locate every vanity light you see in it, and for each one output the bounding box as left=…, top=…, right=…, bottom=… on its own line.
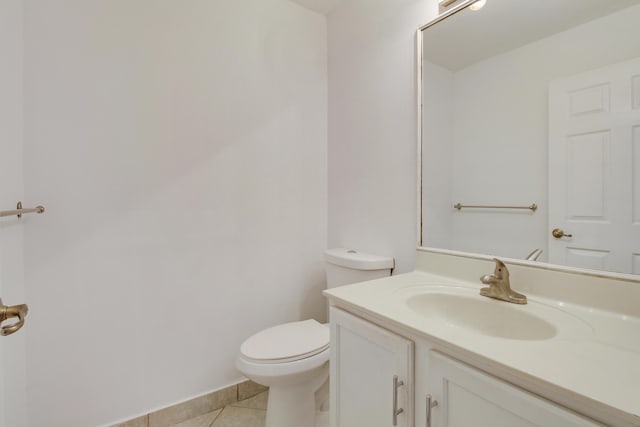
left=469, top=0, right=487, bottom=11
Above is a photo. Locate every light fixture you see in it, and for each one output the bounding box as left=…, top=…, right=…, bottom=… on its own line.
left=469, top=0, right=487, bottom=11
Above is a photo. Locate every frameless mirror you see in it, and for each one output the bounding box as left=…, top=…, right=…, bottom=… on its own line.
left=419, top=0, right=640, bottom=275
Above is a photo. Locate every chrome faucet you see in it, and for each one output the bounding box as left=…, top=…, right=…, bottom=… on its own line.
left=479, top=259, right=527, bottom=304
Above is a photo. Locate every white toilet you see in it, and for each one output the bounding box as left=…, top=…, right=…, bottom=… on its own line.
left=236, top=248, right=394, bottom=427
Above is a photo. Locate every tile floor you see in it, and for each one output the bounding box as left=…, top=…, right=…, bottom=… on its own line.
left=172, top=391, right=268, bottom=427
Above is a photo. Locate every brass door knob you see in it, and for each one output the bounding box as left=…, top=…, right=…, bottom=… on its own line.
left=552, top=228, right=573, bottom=239
left=0, top=298, right=29, bottom=336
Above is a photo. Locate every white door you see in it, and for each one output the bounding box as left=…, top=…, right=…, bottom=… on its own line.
left=0, top=1, right=28, bottom=426
left=330, top=307, right=413, bottom=427
left=548, top=57, right=640, bottom=274
left=426, top=351, right=602, bottom=427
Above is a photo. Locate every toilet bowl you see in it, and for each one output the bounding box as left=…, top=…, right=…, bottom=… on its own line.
left=236, top=320, right=330, bottom=427
left=236, top=248, right=394, bottom=427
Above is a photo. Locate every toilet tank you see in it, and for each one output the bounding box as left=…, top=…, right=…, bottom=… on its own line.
left=324, top=248, right=394, bottom=289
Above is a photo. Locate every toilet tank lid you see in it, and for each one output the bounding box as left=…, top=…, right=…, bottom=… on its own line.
left=324, top=248, right=394, bottom=270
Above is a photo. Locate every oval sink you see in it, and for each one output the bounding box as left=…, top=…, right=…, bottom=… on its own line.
left=405, top=290, right=557, bottom=340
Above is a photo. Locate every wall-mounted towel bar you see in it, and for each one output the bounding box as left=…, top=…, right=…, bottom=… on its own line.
left=0, top=201, right=46, bottom=219
left=454, top=203, right=537, bottom=212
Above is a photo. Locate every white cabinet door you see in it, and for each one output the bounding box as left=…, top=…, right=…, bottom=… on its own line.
left=425, top=351, right=602, bottom=427
left=330, top=307, right=414, bottom=427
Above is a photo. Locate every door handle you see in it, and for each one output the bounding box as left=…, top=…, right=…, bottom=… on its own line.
left=392, top=375, right=404, bottom=426
left=0, top=298, right=29, bottom=336
left=426, top=394, right=438, bottom=427
left=552, top=228, right=573, bottom=239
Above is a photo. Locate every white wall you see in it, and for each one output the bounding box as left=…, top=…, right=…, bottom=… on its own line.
left=0, top=2, right=28, bottom=426
left=22, top=1, right=327, bottom=426
left=422, top=5, right=640, bottom=260
left=327, top=0, right=439, bottom=273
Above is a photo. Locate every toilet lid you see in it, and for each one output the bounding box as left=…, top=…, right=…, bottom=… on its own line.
left=240, top=319, right=329, bottom=363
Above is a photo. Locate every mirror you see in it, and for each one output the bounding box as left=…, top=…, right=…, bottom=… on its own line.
left=419, top=0, right=640, bottom=275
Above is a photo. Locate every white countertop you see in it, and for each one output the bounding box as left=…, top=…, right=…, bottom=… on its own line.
left=324, top=266, right=640, bottom=427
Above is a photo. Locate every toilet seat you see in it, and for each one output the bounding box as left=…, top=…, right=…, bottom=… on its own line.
left=240, top=319, right=329, bottom=364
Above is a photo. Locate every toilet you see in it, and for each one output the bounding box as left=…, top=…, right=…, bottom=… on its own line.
left=236, top=248, right=394, bottom=427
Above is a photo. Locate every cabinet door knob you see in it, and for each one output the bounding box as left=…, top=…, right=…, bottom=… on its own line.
left=393, top=375, right=404, bottom=426
left=426, top=394, right=438, bottom=427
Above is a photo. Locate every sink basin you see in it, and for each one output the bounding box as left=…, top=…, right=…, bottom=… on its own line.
left=396, top=285, right=592, bottom=341
left=406, top=291, right=556, bottom=340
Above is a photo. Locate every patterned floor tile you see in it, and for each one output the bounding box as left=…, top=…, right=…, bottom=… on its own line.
left=172, top=409, right=222, bottom=427
left=150, top=385, right=235, bottom=426
left=229, top=391, right=268, bottom=410
left=210, top=406, right=266, bottom=427
left=237, top=381, right=268, bottom=401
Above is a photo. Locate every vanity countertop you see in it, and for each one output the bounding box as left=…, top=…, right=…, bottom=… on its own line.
left=323, top=252, right=640, bottom=427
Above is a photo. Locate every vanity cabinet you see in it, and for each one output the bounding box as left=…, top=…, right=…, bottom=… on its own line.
left=331, top=307, right=603, bottom=427
left=330, top=307, right=414, bottom=427
left=424, top=351, right=601, bottom=427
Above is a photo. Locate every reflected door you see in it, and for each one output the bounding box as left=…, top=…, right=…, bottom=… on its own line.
left=548, top=57, right=640, bottom=273
left=0, top=1, right=28, bottom=425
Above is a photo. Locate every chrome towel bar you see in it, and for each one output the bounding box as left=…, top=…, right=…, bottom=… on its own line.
left=454, top=203, right=537, bottom=212
left=0, top=201, right=46, bottom=219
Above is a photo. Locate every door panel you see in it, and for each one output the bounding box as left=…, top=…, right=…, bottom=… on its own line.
left=549, top=57, right=640, bottom=273
left=633, top=75, right=640, bottom=109
left=633, top=126, right=640, bottom=225
left=566, top=131, right=607, bottom=218
left=426, top=351, right=602, bottom=427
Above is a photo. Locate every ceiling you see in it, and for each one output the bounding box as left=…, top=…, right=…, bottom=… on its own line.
left=423, top=0, right=640, bottom=71
left=289, top=0, right=345, bottom=15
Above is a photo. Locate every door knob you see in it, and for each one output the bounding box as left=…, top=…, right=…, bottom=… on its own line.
left=552, top=228, right=573, bottom=239
left=0, top=298, right=29, bottom=336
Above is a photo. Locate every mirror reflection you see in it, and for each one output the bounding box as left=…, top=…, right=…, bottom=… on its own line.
left=420, top=0, right=640, bottom=274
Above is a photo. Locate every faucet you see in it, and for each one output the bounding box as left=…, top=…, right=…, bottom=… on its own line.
left=525, top=248, right=543, bottom=261
left=479, top=258, right=527, bottom=304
